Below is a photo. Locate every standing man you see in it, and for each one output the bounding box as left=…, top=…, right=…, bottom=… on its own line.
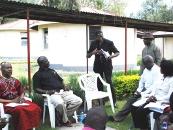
left=33, top=56, right=82, bottom=127
left=140, top=32, right=162, bottom=74
left=87, top=30, right=120, bottom=105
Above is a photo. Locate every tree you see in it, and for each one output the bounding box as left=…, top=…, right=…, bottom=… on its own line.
left=136, top=0, right=173, bottom=23
left=78, top=0, right=126, bottom=16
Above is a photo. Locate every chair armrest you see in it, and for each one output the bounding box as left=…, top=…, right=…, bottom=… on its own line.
left=98, top=74, right=111, bottom=88
left=78, top=77, right=86, bottom=91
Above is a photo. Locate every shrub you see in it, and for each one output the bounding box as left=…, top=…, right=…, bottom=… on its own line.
left=66, top=74, right=85, bottom=101
left=113, top=70, right=140, bottom=76
left=112, top=74, right=140, bottom=100
left=19, top=76, right=28, bottom=86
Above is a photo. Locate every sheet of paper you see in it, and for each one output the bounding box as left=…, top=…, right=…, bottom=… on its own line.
left=144, top=102, right=169, bottom=113
left=6, top=103, right=29, bottom=107
left=133, top=98, right=148, bottom=107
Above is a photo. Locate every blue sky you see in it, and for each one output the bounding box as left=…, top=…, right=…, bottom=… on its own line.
left=125, top=0, right=144, bottom=16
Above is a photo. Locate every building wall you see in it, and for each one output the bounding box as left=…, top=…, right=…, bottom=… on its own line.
left=0, top=30, right=38, bottom=58
left=0, top=22, right=140, bottom=72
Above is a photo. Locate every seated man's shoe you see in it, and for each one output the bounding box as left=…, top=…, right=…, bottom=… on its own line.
left=63, top=120, right=72, bottom=127
left=108, top=115, right=125, bottom=122
left=108, top=116, right=115, bottom=121
left=113, top=116, right=126, bottom=122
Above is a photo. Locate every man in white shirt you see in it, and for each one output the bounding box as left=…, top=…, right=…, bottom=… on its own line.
left=109, top=55, right=162, bottom=122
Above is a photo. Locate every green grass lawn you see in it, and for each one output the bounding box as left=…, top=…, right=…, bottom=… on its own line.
left=34, top=100, right=139, bottom=130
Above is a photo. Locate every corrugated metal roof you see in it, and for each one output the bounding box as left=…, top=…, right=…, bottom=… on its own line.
left=1, top=0, right=173, bottom=31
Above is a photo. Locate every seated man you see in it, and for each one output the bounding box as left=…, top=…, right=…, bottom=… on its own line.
left=0, top=62, right=41, bottom=130
left=33, top=56, right=82, bottom=127
left=109, top=55, right=162, bottom=122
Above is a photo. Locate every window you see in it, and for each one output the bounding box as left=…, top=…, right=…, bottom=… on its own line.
left=89, top=26, right=101, bottom=42
left=21, top=32, right=27, bottom=46
left=43, top=28, right=48, bottom=49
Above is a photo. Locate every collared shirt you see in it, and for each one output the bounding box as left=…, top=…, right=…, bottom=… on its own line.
left=33, top=68, right=64, bottom=92
left=87, top=38, right=119, bottom=71
left=151, top=76, right=173, bottom=103
left=137, top=64, right=162, bottom=93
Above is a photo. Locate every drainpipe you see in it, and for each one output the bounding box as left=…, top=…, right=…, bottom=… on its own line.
left=86, top=25, right=89, bottom=74
left=125, top=21, right=127, bottom=74
left=27, top=8, right=31, bottom=96
left=162, top=37, right=165, bottom=58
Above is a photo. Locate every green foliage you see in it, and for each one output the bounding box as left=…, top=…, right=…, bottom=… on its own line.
left=136, top=0, right=173, bottom=22
left=49, top=0, right=79, bottom=11
left=30, top=92, right=44, bottom=108
left=113, top=70, right=140, bottom=76
left=112, top=74, right=140, bottom=99
left=19, top=76, right=28, bottom=86
left=66, top=74, right=85, bottom=101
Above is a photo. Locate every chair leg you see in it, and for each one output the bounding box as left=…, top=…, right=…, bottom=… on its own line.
left=87, top=100, right=92, bottom=111
left=74, top=111, right=78, bottom=123
left=150, top=112, right=155, bottom=130
left=2, top=123, right=9, bottom=130
left=48, top=104, right=55, bottom=128
left=42, top=104, right=46, bottom=124
left=109, top=95, right=115, bottom=113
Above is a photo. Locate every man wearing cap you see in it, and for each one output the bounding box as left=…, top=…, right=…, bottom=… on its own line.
left=87, top=30, right=120, bottom=105
left=141, top=32, right=162, bottom=74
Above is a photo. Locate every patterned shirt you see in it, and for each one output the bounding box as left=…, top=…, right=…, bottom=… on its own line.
left=0, top=76, right=23, bottom=100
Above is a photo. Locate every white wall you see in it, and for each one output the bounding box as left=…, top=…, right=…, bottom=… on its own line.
left=0, top=30, right=38, bottom=57
left=39, top=23, right=87, bottom=67
left=102, top=27, right=137, bottom=69
left=0, top=22, right=146, bottom=72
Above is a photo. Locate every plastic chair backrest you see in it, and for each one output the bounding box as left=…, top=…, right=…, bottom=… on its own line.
left=79, top=73, right=99, bottom=92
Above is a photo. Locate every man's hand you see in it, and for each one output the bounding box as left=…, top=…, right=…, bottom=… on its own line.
left=134, top=91, right=140, bottom=96
left=92, top=48, right=99, bottom=55
left=11, top=97, right=24, bottom=103
left=64, top=85, right=70, bottom=91
left=146, top=96, right=157, bottom=103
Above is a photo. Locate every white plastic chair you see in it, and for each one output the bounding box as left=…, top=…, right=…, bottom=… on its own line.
left=78, top=73, right=115, bottom=113
left=0, top=103, right=11, bottom=130
left=0, top=97, right=35, bottom=130
left=42, top=94, right=78, bottom=128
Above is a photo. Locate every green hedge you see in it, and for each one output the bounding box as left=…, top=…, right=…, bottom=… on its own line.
left=113, top=74, right=140, bottom=99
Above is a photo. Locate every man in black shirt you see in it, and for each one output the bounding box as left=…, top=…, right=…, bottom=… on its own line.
left=87, top=30, right=120, bottom=105
left=33, top=56, right=82, bottom=127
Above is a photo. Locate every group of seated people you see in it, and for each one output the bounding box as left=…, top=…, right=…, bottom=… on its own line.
left=1, top=54, right=173, bottom=130
left=108, top=55, right=173, bottom=130
left=0, top=56, right=82, bottom=130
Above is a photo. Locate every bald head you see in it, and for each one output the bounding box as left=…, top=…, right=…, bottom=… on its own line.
left=0, top=62, right=12, bottom=78
left=142, top=55, right=154, bottom=70
left=37, top=56, right=49, bottom=68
